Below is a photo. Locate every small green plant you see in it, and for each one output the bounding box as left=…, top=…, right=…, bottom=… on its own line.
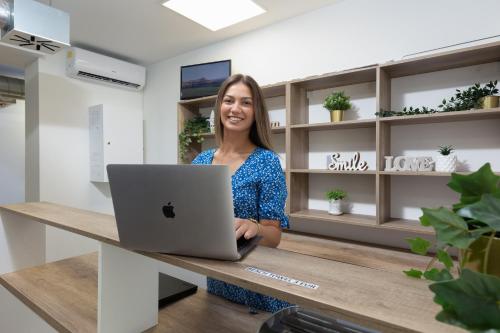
left=403, top=163, right=500, bottom=332
left=178, top=115, right=209, bottom=162
left=438, top=145, right=454, bottom=156
left=326, top=189, right=347, bottom=201
left=323, top=91, right=352, bottom=111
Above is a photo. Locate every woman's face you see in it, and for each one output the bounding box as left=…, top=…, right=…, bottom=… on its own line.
left=220, top=82, right=255, bottom=134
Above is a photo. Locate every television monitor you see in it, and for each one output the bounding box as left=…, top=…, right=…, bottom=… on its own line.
left=180, top=60, right=231, bottom=100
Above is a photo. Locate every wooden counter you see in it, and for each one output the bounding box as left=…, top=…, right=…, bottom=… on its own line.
left=0, top=202, right=463, bottom=333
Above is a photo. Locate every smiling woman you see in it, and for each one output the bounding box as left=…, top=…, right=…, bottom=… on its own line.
left=192, top=74, right=291, bottom=313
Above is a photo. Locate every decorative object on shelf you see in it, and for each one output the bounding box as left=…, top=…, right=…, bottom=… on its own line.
left=270, top=120, right=280, bottom=128
left=384, top=156, right=434, bottom=172
left=435, top=145, right=457, bottom=172
left=403, top=163, right=500, bottom=332
left=209, top=110, right=215, bottom=133
left=375, top=80, right=499, bottom=117
left=323, top=91, right=352, bottom=122
left=480, top=95, right=499, bottom=109
left=327, top=152, right=368, bottom=171
left=326, top=189, right=347, bottom=215
left=178, top=115, right=209, bottom=162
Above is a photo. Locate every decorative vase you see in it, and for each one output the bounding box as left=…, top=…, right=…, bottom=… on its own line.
left=330, top=110, right=343, bottom=122
left=462, top=235, right=500, bottom=277
left=328, top=199, right=343, bottom=215
left=435, top=154, right=457, bottom=172
left=480, top=96, right=499, bottom=109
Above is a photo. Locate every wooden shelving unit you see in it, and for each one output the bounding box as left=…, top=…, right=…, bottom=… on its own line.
left=178, top=41, right=500, bottom=240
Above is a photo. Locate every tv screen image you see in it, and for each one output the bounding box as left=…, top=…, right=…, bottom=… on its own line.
left=181, top=60, right=231, bottom=100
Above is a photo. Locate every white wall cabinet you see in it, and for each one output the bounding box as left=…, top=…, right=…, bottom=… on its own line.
left=89, top=104, right=143, bottom=182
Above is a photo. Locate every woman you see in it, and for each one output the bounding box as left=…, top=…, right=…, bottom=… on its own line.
left=192, top=74, right=291, bottom=313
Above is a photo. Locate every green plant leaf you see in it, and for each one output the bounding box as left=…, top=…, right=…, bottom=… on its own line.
left=437, top=249, right=454, bottom=270
left=404, top=269, right=423, bottom=279
left=405, top=237, right=431, bottom=255
left=458, top=194, right=500, bottom=232
left=447, top=163, right=500, bottom=209
left=420, top=208, right=479, bottom=249
left=423, top=268, right=453, bottom=282
left=429, top=269, right=500, bottom=332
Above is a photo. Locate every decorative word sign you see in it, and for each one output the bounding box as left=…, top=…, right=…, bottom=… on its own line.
left=270, top=120, right=281, bottom=128
left=385, top=156, right=434, bottom=172
left=327, top=152, right=369, bottom=171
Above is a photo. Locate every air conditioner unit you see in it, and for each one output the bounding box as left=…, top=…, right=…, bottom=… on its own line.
left=66, top=47, right=146, bottom=91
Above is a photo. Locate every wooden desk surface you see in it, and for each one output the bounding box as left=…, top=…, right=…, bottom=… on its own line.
left=0, top=253, right=269, bottom=333
left=0, top=202, right=462, bottom=333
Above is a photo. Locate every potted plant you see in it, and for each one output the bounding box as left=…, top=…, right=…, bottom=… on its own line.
left=435, top=145, right=457, bottom=172
left=326, top=189, right=346, bottom=215
left=178, top=115, right=209, bottom=162
left=479, top=80, right=499, bottom=109
left=404, top=163, right=500, bottom=331
left=323, top=91, right=352, bottom=122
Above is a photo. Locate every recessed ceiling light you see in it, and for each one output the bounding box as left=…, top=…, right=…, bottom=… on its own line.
left=162, top=0, right=266, bottom=31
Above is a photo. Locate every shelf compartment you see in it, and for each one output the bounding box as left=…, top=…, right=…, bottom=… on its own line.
left=291, top=119, right=376, bottom=130
left=290, top=209, right=377, bottom=227
left=291, top=66, right=377, bottom=91
left=378, top=107, right=500, bottom=125
left=291, top=169, right=376, bottom=175
left=0, top=253, right=268, bottom=333
left=380, top=41, right=500, bottom=78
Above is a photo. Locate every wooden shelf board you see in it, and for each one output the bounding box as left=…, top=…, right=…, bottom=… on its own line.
left=279, top=231, right=430, bottom=274
left=291, top=66, right=377, bottom=91
left=382, top=219, right=435, bottom=235
left=380, top=41, right=500, bottom=78
left=290, top=209, right=377, bottom=226
left=0, top=253, right=268, bottom=333
left=378, top=107, right=500, bottom=125
left=197, top=126, right=285, bottom=139
left=291, top=118, right=376, bottom=130
left=291, top=169, right=376, bottom=175
left=178, top=82, right=286, bottom=109
left=380, top=171, right=467, bottom=177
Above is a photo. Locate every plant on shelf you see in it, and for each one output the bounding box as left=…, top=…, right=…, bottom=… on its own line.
left=404, top=163, right=500, bottom=332
left=323, top=91, right=352, bottom=123
left=326, top=189, right=347, bottom=215
left=435, top=145, right=457, bottom=172
left=178, top=115, right=210, bottom=162
left=375, top=80, right=499, bottom=117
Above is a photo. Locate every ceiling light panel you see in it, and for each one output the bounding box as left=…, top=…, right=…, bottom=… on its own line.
left=162, top=0, right=266, bottom=31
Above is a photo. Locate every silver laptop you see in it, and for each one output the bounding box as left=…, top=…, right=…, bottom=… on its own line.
left=107, top=164, right=260, bottom=260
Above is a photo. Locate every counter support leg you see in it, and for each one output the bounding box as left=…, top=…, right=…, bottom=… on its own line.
left=0, top=211, right=45, bottom=274
left=98, top=242, right=158, bottom=333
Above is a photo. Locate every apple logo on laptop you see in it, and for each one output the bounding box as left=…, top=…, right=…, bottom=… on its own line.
left=162, top=202, right=175, bottom=218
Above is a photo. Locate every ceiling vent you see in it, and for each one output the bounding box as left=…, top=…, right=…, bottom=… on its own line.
left=0, top=0, right=70, bottom=54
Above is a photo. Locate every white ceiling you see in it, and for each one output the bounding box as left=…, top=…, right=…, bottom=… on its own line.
left=34, top=0, right=337, bottom=66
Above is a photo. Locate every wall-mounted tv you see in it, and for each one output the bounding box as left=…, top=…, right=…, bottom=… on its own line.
left=180, top=60, right=231, bottom=100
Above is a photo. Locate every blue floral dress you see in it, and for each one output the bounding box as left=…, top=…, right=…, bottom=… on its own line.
left=192, top=147, right=292, bottom=313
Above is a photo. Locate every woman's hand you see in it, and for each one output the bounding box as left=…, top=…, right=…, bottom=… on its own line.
left=235, top=218, right=259, bottom=240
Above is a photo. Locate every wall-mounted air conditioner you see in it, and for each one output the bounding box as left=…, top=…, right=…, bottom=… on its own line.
left=66, top=47, right=146, bottom=91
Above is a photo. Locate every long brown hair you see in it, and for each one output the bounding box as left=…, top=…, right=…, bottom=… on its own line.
left=214, top=74, right=273, bottom=151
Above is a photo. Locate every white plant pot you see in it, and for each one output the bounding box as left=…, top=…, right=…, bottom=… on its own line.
left=328, top=199, right=343, bottom=215
left=435, top=154, right=457, bottom=172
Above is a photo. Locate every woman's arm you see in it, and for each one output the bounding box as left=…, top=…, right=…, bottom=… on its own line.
left=235, top=218, right=282, bottom=248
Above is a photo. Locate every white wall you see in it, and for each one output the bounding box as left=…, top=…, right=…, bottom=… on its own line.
left=144, top=0, right=500, bottom=247
left=0, top=100, right=25, bottom=205
left=32, top=51, right=144, bottom=262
